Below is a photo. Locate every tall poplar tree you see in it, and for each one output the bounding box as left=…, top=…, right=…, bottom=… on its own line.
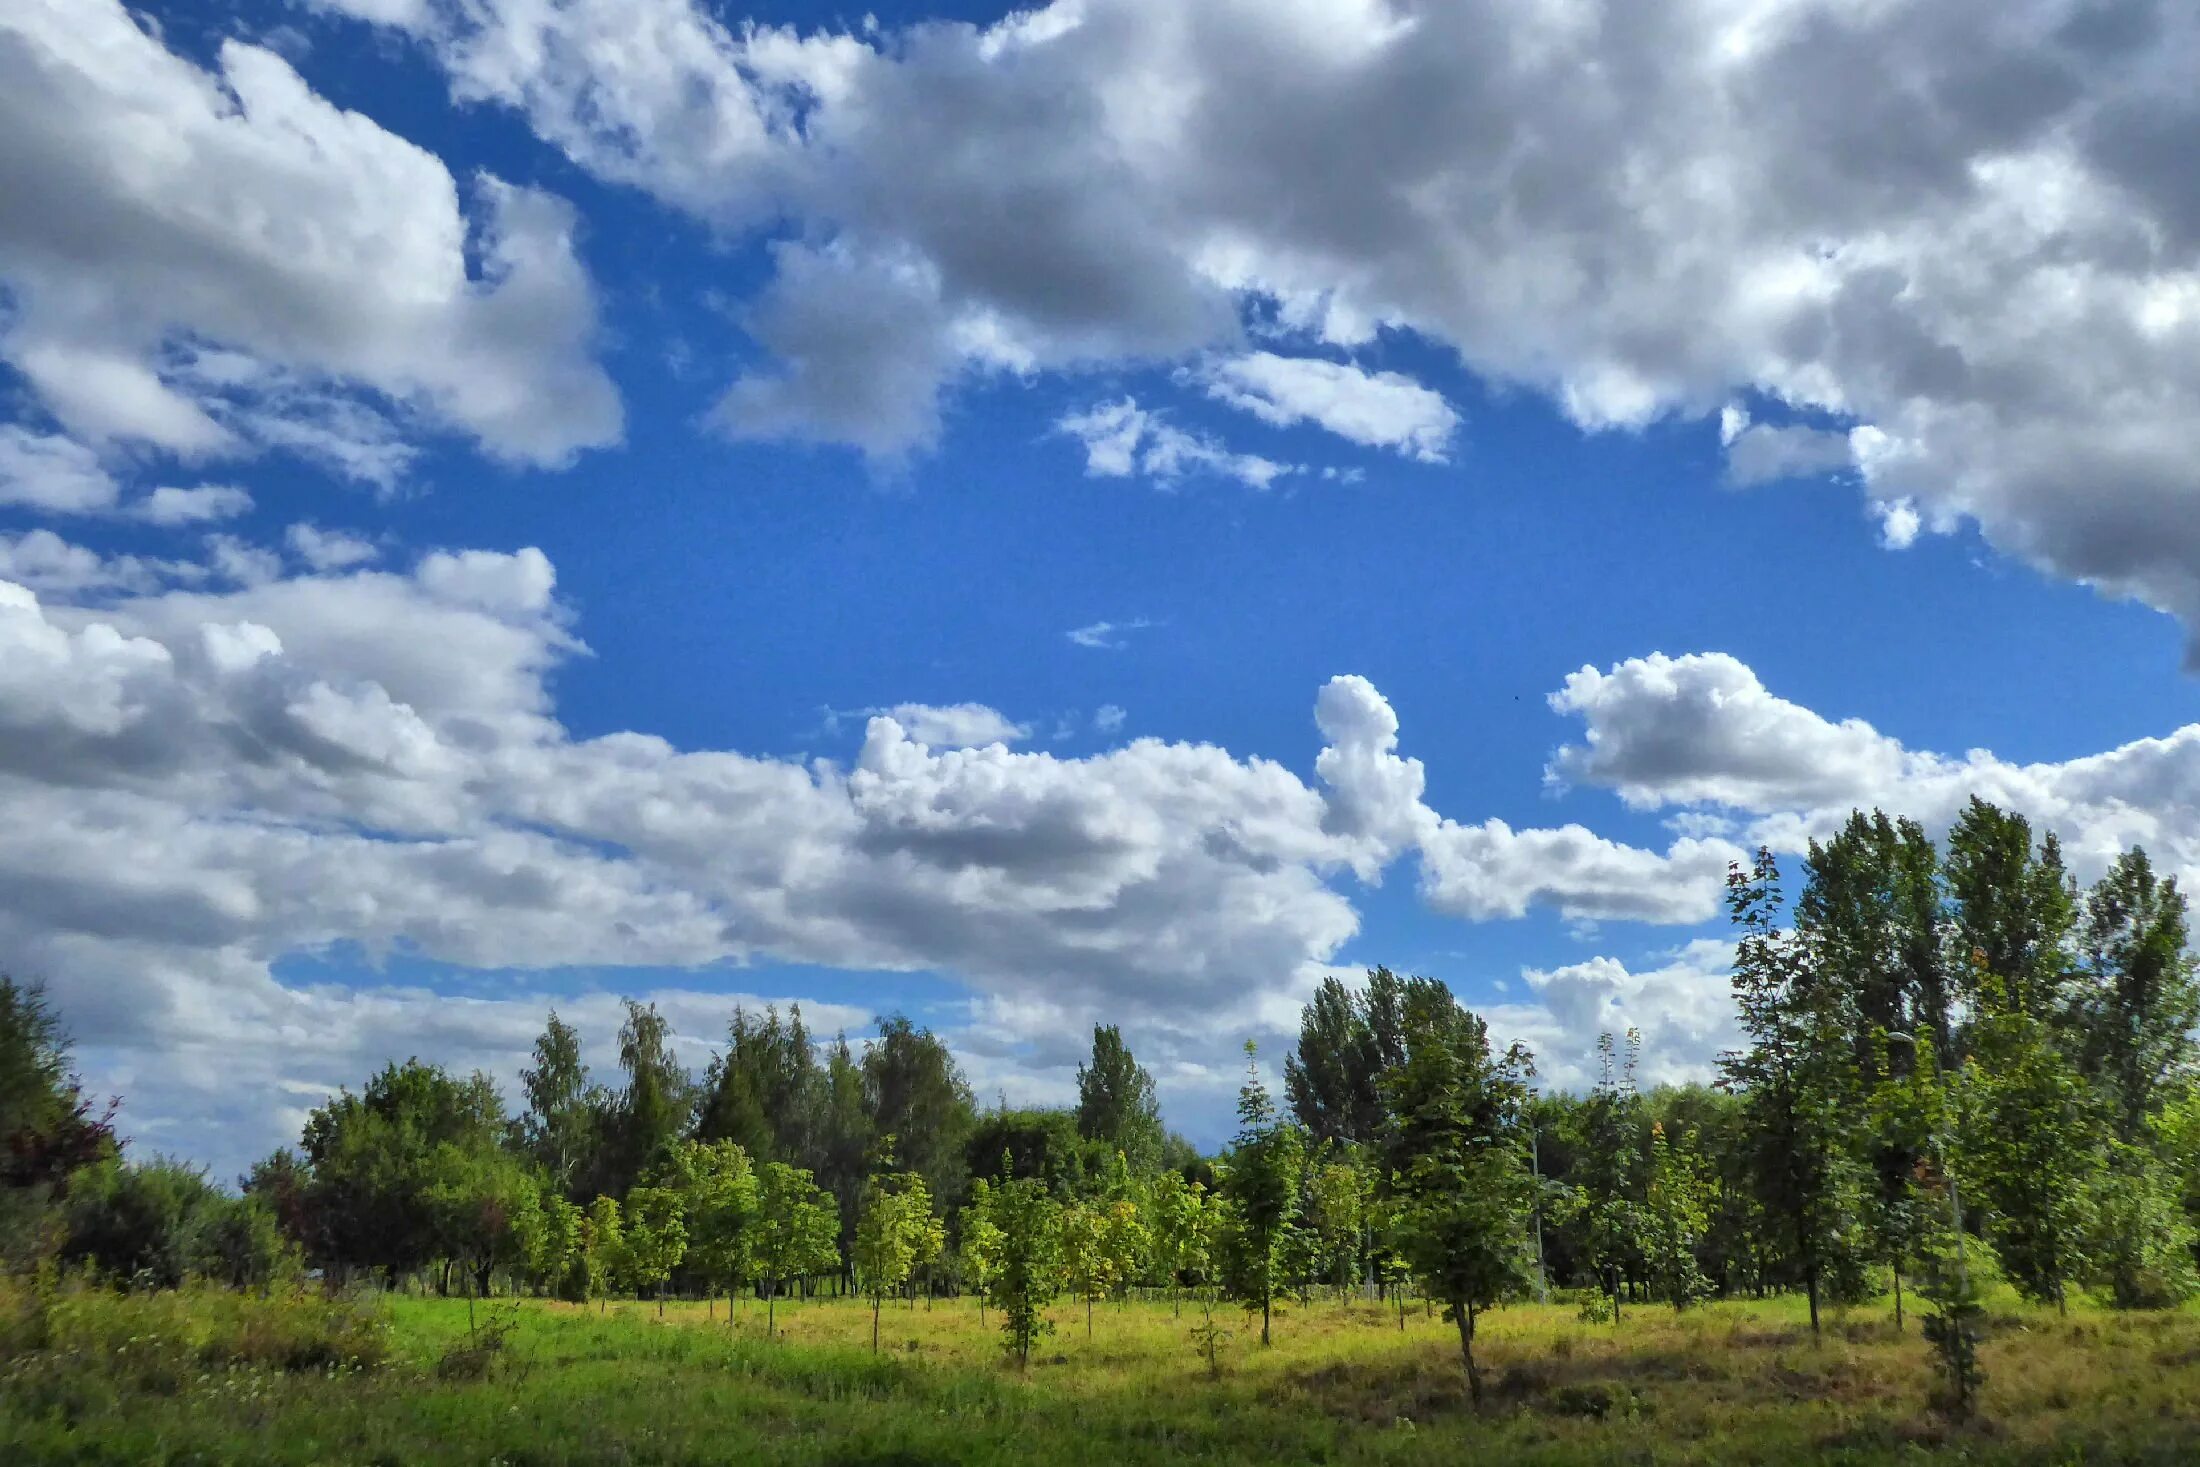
left=1219, top=1041, right=1306, bottom=1346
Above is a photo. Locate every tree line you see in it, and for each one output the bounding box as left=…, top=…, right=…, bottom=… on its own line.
left=6, top=797, right=2200, bottom=1413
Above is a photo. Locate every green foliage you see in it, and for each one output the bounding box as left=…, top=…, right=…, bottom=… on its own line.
left=650, top=1139, right=761, bottom=1301
left=2075, top=848, right=2199, bottom=1145
left=1284, top=968, right=1406, bottom=1148
left=751, top=1161, right=839, bottom=1331
left=978, top=1171, right=1061, bottom=1366
left=618, top=1186, right=689, bottom=1303
left=1967, top=988, right=2102, bottom=1310
left=1145, top=1169, right=1213, bottom=1304
left=1306, top=1152, right=1368, bottom=1292
left=2087, top=1141, right=2199, bottom=1309
left=1377, top=977, right=1534, bottom=1404
left=1077, top=1025, right=1163, bottom=1169
left=515, top=1011, right=595, bottom=1197
left=1642, top=1121, right=1712, bottom=1309
left=854, top=1168, right=942, bottom=1347
left=58, top=1156, right=222, bottom=1288
left=1218, top=1042, right=1307, bottom=1346
left=0, top=977, right=116, bottom=1215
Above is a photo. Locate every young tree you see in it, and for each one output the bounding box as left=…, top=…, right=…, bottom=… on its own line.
left=1641, top=1121, right=1712, bottom=1309
left=1076, top=1026, right=1163, bottom=1168
left=981, top=1171, right=1063, bottom=1367
left=1565, top=1030, right=1649, bottom=1322
left=620, top=1185, right=689, bottom=1315
left=854, top=1170, right=939, bottom=1349
left=1059, top=1200, right=1114, bottom=1339
left=1219, top=1041, right=1307, bottom=1346
left=751, top=1161, right=840, bottom=1335
left=958, top=1177, right=1005, bottom=1325
left=1146, top=1170, right=1211, bottom=1315
left=1377, top=978, right=1535, bottom=1406
left=652, top=1140, right=761, bottom=1324
left=1720, top=850, right=1867, bottom=1336
left=1306, top=1151, right=1369, bottom=1297
left=582, top=1195, right=623, bottom=1311
left=608, top=1002, right=693, bottom=1196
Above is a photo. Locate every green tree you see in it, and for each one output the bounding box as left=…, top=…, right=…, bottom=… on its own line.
left=852, top=1157, right=942, bottom=1342
left=1720, top=849, right=1867, bottom=1335
left=1306, top=1151, right=1368, bottom=1296
left=863, top=1016, right=975, bottom=1219
left=608, top=1001, right=692, bottom=1196
left=1968, top=977, right=2101, bottom=1312
left=980, top=1171, right=1062, bottom=1367
left=620, top=1185, right=689, bottom=1314
left=1076, top=1025, right=1163, bottom=1168
left=1564, top=1030, right=1649, bottom=1322
left=580, top=1195, right=623, bottom=1311
left=1377, top=978, right=1535, bottom=1406
left=1945, top=799, right=2077, bottom=1026
left=2074, top=848, right=2198, bottom=1145
left=652, top=1139, right=761, bottom=1323
left=1146, top=1170, right=1211, bottom=1314
left=696, top=1005, right=817, bottom=1164
left=0, top=977, right=117, bottom=1237
left=1218, top=1041, right=1306, bottom=1346
left=1642, top=1120, right=1712, bottom=1309
left=1060, top=1200, right=1113, bottom=1338
left=751, top=1161, right=840, bottom=1335
left=517, top=1010, right=596, bottom=1198
left=958, top=1177, right=1006, bottom=1324
left=1285, top=968, right=1406, bottom=1148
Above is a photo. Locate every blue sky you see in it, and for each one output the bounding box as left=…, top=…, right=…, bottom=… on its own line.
left=7, top=0, right=2200, bottom=1177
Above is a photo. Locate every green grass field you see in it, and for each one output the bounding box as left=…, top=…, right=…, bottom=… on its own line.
left=9, top=1281, right=2200, bottom=1464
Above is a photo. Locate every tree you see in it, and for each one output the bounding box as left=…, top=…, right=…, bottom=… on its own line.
left=0, top=977, right=117, bottom=1222
left=854, top=1168, right=940, bottom=1350
left=1720, top=849, right=1867, bottom=1335
left=1306, top=1151, right=1368, bottom=1296
left=1565, top=1030, right=1649, bottom=1322
left=652, top=1140, right=760, bottom=1323
left=608, top=1001, right=692, bottom=1196
left=1945, top=799, right=2077, bottom=1026
left=810, top=1033, right=875, bottom=1279
left=1967, top=976, right=2101, bottom=1312
left=1218, top=1041, right=1306, bottom=1346
left=1285, top=968, right=1406, bottom=1148
left=751, top=1161, right=839, bottom=1335
left=980, top=1171, right=1062, bottom=1367
left=59, top=1157, right=221, bottom=1288
left=620, top=1185, right=689, bottom=1314
left=863, top=1016, right=975, bottom=1219
left=1377, top=977, right=1535, bottom=1406
left=1076, top=1025, right=1162, bottom=1168
left=1642, top=1120, right=1712, bottom=1309
left=517, top=1011, right=595, bottom=1197
left=422, top=1142, right=544, bottom=1297
left=1059, top=1200, right=1113, bottom=1339
left=958, top=1177, right=1006, bottom=1324
left=2074, top=848, right=2198, bottom=1146
left=1146, top=1170, right=1212, bottom=1314
left=696, top=1005, right=817, bottom=1165
left=581, top=1195, right=623, bottom=1311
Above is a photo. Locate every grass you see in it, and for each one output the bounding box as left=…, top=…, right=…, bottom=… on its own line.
left=6, top=1279, right=2200, bottom=1463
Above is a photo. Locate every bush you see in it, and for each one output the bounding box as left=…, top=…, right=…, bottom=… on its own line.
left=184, top=1193, right=302, bottom=1292
left=57, top=1157, right=220, bottom=1287
left=1, top=1272, right=390, bottom=1379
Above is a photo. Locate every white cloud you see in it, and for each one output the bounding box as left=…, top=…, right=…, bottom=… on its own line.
left=1487, top=939, right=1741, bottom=1092
left=322, top=0, right=2200, bottom=640
left=1197, top=352, right=1458, bottom=462
left=1724, top=423, right=1856, bottom=488
left=877, top=702, right=1030, bottom=748
left=285, top=524, right=381, bottom=572
left=0, top=429, right=119, bottom=514
left=4, top=541, right=1747, bottom=1164
left=0, top=0, right=621, bottom=470
left=1093, top=704, right=1127, bottom=734
left=1547, top=652, right=1922, bottom=811
left=1545, top=647, right=2200, bottom=898
left=1068, top=617, right=1154, bottom=650
left=1057, top=398, right=1293, bottom=489
left=137, top=485, right=254, bottom=528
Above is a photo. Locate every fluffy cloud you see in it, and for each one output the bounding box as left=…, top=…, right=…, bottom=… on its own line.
left=1487, top=940, right=1741, bottom=1092
left=1545, top=648, right=2200, bottom=896
left=1548, top=652, right=1922, bottom=811
left=0, top=0, right=620, bottom=470
left=323, top=0, right=2200, bottom=640
left=1197, top=352, right=1458, bottom=462
left=5, top=539, right=1744, bottom=1163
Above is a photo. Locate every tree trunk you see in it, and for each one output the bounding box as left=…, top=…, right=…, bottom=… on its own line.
left=1806, top=1266, right=1822, bottom=1337
left=1396, top=1286, right=1406, bottom=1332
left=1892, top=1261, right=1904, bottom=1332
left=768, top=1281, right=777, bottom=1337
left=872, top=1293, right=881, bottom=1352
left=1455, top=1300, right=1483, bottom=1409
left=1086, top=1295, right=1094, bottom=1339
left=1262, top=1292, right=1272, bottom=1347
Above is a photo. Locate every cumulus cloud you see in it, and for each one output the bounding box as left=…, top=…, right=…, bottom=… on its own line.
left=4, top=540, right=1748, bottom=1163
left=0, top=0, right=621, bottom=470
left=284, top=525, right=382, bottom=573
left=320, top=0, right=2200, bottom=641
left=1487, top=939, right=1741, bottom=1091
left=137, top=485, right=254, bottom=528
left=1197, top=352, right=1459, bottom=461
left=1545, top=647, right=2200, bottom=897
left=1057, top=398, right=1292, bottom=489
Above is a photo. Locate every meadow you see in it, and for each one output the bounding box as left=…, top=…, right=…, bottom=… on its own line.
left=7, top=1278, right=2200, bottom=1465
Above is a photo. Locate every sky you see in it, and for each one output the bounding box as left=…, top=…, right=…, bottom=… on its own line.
left=6, top=0, right=2200, bottom=1181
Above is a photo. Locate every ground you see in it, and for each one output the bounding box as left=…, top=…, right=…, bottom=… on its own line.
left=7, top=1283, right=2200, bottom=1464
